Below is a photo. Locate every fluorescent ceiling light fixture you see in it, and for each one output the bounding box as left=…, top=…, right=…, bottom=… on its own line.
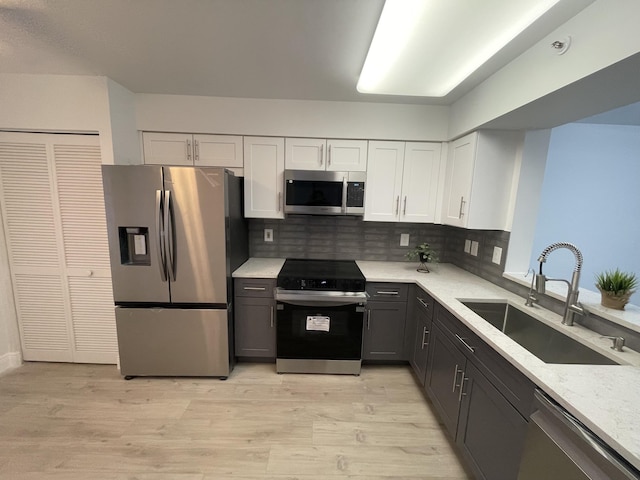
left=358, top=0, right=562, bottom=97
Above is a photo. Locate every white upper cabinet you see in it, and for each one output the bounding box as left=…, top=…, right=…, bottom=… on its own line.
left=243, top=136, right=285, bottom=219
left=365, top=141, right=442, bottom=223
left=441, top=131, right=522, bottom=230
left=142, top=132, right=243, bottom=175
left=326, top=139, right=367, bottom=171
left=364, top=141, right=405, bottom=222
left=285, top=138, right=367, bottom=172
left=401, top=142, right=443, bottom=223
left=285, top=138, right=326, bottom=171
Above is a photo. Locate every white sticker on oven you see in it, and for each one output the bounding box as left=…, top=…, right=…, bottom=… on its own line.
left=306, top=315, right=330, bottom=332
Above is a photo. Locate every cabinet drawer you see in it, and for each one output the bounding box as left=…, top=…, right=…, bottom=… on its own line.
left=235, top=278, right=276, bottom=298
left=435, top=304, right=535, bottom=418
left=366, top=283, right=409, bottom=302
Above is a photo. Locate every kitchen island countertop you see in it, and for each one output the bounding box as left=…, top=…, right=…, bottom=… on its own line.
left=233, top=257, right=640, bottom=470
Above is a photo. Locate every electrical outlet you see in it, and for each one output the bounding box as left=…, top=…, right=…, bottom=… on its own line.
left=400, top=233, right=410, bottom=247
left=464, top=239, right=471, bottom=254
left=492, top=246, right=503, bottom=265
left=264, top=228, right=273, bottom=242
left=470, top=241, right=479, bottom=257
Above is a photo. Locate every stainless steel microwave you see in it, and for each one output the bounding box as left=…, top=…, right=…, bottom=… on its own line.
left=284, top=170, right=366, bottom=216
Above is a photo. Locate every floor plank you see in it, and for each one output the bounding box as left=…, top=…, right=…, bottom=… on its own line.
left=0, top=362, right=472, bottom=479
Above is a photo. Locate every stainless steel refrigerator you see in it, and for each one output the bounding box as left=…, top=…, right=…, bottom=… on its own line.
left=102, top=166, right=248, bottom=378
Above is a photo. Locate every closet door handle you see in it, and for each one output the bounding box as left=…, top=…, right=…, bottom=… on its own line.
left=186, top=139, right=192, bottom=161
left=395, top=196, right=400, bottom=215
left=459, top=196, right=466, bottom=218
left=421, top=327, right=429, bottom=349
left=270, top=306, right=274, bottom=328
left=452, top=364, right=463, bottom=392
left=320, top=144, right=324, bottom=166
left=328, top=145, right=332, bottom=166
left=194, top=139, right=200, bottom=163
left=403, top=196, right=407, bottom=216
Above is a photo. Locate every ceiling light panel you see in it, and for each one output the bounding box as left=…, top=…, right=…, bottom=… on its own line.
left=358, top=0, right=562, bottom=97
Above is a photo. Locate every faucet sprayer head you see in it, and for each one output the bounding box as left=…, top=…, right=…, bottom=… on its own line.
left=537, top=242, right=583, bottom=273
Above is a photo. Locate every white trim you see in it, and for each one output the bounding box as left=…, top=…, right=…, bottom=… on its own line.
left=0, top=352, right=22, bottom=376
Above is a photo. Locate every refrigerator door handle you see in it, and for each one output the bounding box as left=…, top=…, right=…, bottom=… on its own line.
left=155, top=190, right=167, bottom=282
left=164, top=190, right=177, bottom=281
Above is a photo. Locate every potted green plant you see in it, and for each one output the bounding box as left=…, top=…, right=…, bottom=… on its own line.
left=595, top=268, right=638, bottom=310
left=406, top=242, right=438, bottom=273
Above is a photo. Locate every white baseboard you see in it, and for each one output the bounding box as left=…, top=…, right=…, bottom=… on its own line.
left=0, top=351, right=22, bottom=376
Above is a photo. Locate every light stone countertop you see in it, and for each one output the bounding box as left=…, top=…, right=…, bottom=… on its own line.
left=233, top=257, right=640, bottom=470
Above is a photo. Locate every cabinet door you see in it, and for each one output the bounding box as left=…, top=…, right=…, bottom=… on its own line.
left=442, top=133, right=476, bottom=227
left=142, top=132, right=193, bottom=166
left=410, top=296, right=432, bottom=385
left=400, top=142, right=442, bottom=223
left=326, top=139, right=367, bottom=172
left=243, top=137, right=285, bottom=219
left=363, top=301, right=407, bottom=361
left=194, top=134, right=243, bottom=171
left=456, top=362, right=528, bottom=480
left=364, top=141, right=405, bottom=222
left=285, top=138, right=326, bottom=171
left=425, top=324, right=467, bottom=436
left=234, top=297, right=276, bottom=357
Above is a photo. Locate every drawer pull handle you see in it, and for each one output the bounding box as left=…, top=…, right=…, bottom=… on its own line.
left=243, top=286, right=266, bottom=291
left=455, top=334, right=475, bottom=353
left=417, top=297, right=430, bottom=309
left=376, top=291, right=399, bottom=296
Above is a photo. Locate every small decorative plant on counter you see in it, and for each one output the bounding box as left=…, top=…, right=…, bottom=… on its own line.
left=406, top=242, right=438, bottom=273
left=595, top=268, right=638, bottom=310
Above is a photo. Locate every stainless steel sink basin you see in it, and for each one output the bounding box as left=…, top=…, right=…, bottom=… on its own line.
left=461, top=301, right=618, bottom=365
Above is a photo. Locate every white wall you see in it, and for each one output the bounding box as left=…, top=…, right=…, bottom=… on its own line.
left=135, top=94, right=450, bottom=141
left=449, top=0, right=640, bottom=137
left=0, top=74, right=136, bottom=372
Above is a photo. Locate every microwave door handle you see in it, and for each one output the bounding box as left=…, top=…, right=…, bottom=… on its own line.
left=342, top=176, right=348, bottom=214
left=155, top=190, right=167, bottom=282
left=164, top=190, right=176, bottom=281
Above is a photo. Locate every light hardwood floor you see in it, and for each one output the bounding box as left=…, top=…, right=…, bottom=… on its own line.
left=0, top=362, right=473, bottom=479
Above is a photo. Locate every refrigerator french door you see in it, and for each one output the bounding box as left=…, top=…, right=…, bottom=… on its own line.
left=102, top=166, right=247, bottom=378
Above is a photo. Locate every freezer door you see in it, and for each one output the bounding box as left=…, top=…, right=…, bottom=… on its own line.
left=102, top=165, right=169, bottom=303
left=115, top=307, right=231, bottom=377
left=164, top=167, right=228, bottom=304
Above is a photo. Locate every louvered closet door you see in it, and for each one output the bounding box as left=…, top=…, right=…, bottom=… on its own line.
left=0, top=132, right=117, bottom=364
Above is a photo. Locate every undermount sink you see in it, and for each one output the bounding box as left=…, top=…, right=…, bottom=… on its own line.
left=460, top=301, right=618, bottom=365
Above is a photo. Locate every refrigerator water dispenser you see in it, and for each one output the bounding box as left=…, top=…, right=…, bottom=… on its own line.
left=118, top=226, right=150, bottom=265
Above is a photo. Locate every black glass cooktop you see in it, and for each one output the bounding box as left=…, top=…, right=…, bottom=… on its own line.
left=277, top=259, right=365, bottom=291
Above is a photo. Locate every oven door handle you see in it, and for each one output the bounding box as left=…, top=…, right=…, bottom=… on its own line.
left=274, top=290, right=368, bottom=306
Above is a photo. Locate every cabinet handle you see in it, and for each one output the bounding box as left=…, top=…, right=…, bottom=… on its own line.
left=403, top=196, right=407, bottom=216
left=278, top=192, right=282, bottom=212
left=186, top=139, right=192, bottom=161
left=270, top=306, right=274, bottom=328
left=458, top=374, right=468, bottom=402
left=455, top=334, right=475, bottom=353
left=367, top=309, right=371, bottom=330
left=328, top=145, right=331, bottom=166
left=320, top=144, right=324, bottom=166
left=376, top=291, right=399, bottom=296
left=194, top=139, right=200, bottom=162
left=421, top=327, right=429, bottom=349
left=395, top=196, right=400, bottom=215
left=458, top=196, right=466, bottom=218
left=243, top=286, right=266, bottom=291
left=452, top=364, right=463, bottom=392
left=417, top=297, right=430, bottom=309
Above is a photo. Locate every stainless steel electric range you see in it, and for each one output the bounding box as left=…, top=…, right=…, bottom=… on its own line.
left=274, top=259, right=368, bottom=375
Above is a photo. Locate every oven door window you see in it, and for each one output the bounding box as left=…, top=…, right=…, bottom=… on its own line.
left=276, top=303, right=363, bottom=360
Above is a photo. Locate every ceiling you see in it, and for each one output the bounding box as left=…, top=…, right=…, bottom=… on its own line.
left=0, top=0, right=600, bottom=106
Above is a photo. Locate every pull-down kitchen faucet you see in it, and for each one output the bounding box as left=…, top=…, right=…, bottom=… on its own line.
left=527, top=242, right=585, bottom=326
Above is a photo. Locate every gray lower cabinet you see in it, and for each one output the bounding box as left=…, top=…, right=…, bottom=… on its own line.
left=363, top=300, right=407, bottom=360
left=409, top=290, right=433, bottom=385
left=456, top=362, right=528, bottom=480
left=363, top=283, right=409, bottom=361
left=424, top=303, right=535, bottom=480
left=234, top=278, right=276, bottom=358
